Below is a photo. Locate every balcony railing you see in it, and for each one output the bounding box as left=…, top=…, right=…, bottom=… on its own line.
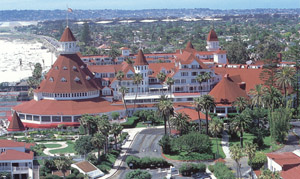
left=0, top=166, right=11, bottom=171
left=12, top=167, right=29, bottom=172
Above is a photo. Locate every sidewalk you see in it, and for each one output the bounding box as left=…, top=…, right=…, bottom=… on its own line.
left=221, top=131, right=231, bottom=159
left=100, top=127, right=148, bottom=179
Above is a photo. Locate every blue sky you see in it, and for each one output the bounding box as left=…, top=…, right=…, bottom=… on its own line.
left=1, top=0, right=299, bottom=10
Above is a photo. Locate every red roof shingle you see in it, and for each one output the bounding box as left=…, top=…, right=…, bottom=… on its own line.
left=7, top=111, right=25, bottom=131
left=60, top=27, right=76, bottom=42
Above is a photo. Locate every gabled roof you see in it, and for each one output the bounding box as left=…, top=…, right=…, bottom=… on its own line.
left=207, top=29, right=218, bottom=41
left=134, top=49, right=149, bottom=66
left=266, top=152, right=300, bottom=169
left=73, top=161, right=98, bottom=173
left=60, top=27, right=76, bottom=42
left=209, top=74, right=248, bottom=104
left=281, top=166, right=300, bottom=179
left=7, top=111, right=25, bottom=132
left=176, top=51, right=208, bottom=69
left=186, top=41, right=194, bottom=49
left=35, top=54, right=100, bottom=93
left=0, top=150, right=34, bottom=161
left=0, top=140, right=34, bottom=148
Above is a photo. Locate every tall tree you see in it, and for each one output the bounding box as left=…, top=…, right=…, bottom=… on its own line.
left=233, top=97, right=249, bottom=113
left=27, top=63, right=42, bottom=97
left=156, top=72, right=166, bottom=93
left=249, top=84, right=265, bottom=107
left=79, top=114, right=97, bottom=136
left=199, top=95, right=216, bottom=135
left=193, top=97, right=203, bottom=132
left=54, top=157, right=72, bottom=179
left=244, top=142, right=257, bottom=179
left=203, top=72, right=212, bottom=91
left=259, top=59, right=279, bottom=89
left=110, top=123, right=123, bottom=149
left=230, top=144, right=243, bottom=179
left=166, top=77, right=174, bottom=94
left=170, top=112, right=190, bottom=136
left=109, top=46, right=121, bottom=61
left=196, top=74, right=205, bottom=94
left=119, top=86, right=129, bottom=116
left=80, top=22, right=92, bottom=45
left=97, top=116, right=111, bottom=154
left=275, top=66, right=295, bottom=99
left=91, top=132, right=106, bottom=162
left=263, top=86, right=283, bottom=111
left=231, top=111, right=251, bottom=148
left=209, top=118, right=223, bottom=158
left=225, top=40, right=250, bottom=64
left=157, top=95, right=174, bottom=135
left=132, top=73, right=143, bottom=114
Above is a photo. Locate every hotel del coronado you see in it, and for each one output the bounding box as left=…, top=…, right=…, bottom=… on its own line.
left=7, top=26, right=294, bottom=131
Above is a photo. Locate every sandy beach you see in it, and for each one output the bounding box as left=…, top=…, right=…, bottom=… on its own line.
left=0, top=36, right=56, bottom=83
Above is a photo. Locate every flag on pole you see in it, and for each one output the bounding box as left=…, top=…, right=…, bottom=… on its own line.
left=68, top=8, right=73, bottom=12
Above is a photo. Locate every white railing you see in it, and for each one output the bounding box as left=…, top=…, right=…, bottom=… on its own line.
left=12, top=167, right=29, bottom=172
left=0, top=166, right=11, bottom=171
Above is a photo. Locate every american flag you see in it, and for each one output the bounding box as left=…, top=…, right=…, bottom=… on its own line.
left=68, top=8, right=73, bottom=12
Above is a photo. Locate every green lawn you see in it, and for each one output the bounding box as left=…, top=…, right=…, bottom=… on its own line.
left=44, top=144, right=62, bottom=148
left=49, top=142, right=75, bottom=154
left=229, top=132, right=283, bottom=153
left=211, top=137, right=226, bottom=159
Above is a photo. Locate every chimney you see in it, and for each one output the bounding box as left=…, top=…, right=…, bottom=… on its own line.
left=238, top=82, right=246, bottom=90
left=277, top=53, right=282, bottom=62
left=224, top=74, right=229, bottom=78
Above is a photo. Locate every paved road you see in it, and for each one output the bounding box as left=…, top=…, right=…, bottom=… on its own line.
left=110, top=128, right=165, bottom=179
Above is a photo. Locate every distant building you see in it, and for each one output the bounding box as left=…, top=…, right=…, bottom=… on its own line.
left=71, top=161, right=104, bottom=179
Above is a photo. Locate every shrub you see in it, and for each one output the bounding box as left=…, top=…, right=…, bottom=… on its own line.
left=126, top=155, right=140, bottom=168
left=121, top=117, right=139, bottom=128
left=159, top=135, right=172, bottom=154
left=253, top=136, right=264, bottom=148
left=126, top=156, right=171, bottom=169
left=179, top=163, right=206, bottom=176
left=212, top=162, right=235, bottom=179
left=249, top=152, right=267, bottom=170
left=208, top=165, right=214, bottom=173
left=97, top=164, right=110, bottom=174
left=125, top=169, right=151, bottom=179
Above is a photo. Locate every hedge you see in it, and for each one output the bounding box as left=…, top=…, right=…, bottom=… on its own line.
left=211, top=162, right=235, bottom=179
left=121, top=117, right=139, bottom=128
left=126, top=156, right=171, bottom=169
left=179, top=163, right=206, bottom=176
left=249, top=152, right=267, bottom=170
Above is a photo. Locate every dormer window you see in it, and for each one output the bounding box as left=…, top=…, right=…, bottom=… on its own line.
left=63, top=66, right=68, bottom=70
left=49, top=77, right=54, bottom=82
left=55, top=66, right=59, bottom=70
left=74, top=77, right=80, bottom=82
left=61, top=77, right=67, bottom=82
left=86, top=76, right=91, bottom=80
left=73, top=66, right=77, bottom=70
left=80, top=65, right=84, bottom=69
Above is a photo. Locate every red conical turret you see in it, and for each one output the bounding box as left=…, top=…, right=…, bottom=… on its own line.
left=7, top=112, right=25, bottom=132
left=60, top=27, right=76, bottom=42
left=135, top=49, right=149, bottom=66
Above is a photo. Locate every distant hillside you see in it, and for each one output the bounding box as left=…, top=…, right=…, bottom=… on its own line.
left=0, top=8, right=300, bottom=21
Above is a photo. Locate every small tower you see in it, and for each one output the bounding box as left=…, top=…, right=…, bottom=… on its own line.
left=7, top=111, right=25, bottom=132
left=58, top=27, right=80, bottom=54
left=134, top=49, right=149, bottom=93
left=206, top=29, right=220, bottom=51
left=120, top=47, right=130, bottom=56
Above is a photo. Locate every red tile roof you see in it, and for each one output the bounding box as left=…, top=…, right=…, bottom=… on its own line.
left=0, top=150, right=34, bottom=161
left=148, top=63, right=175, bottom=78
left=0, top=140, right=34, bottom=148
left=135, top=49, right=149, bottom=66
left=7, top=111, right=25, bottom=132
left=209, top=74, right=248, bottom=104
left=36, top=54, right=101, bottom=93
left=207, top=29, right=218, bottom=41
left=88, top=65, right=118, bottom=74
left=214, top=66, right=264, bottom=93
left=280, top=166, right=300, bottom=179
left=13, top=98, right=124, bottom=116
left=60, top=27, right=76, bottom=42
left=175, top=108, right=211, bottom=121
left=176, top=51, right=208, bottom=69
left=266, top=152, right=300, bottom=169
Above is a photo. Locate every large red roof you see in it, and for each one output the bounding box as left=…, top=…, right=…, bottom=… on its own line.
left=0, top=150, right=34, bottom=161
left=36, top=54, right=100, bottom=93
left=7, top=111, right=25, bottom=132
left=207, top=29, right=218, bottom=41
left=13, top=98, right=124, bottom=116
left=135, top=49, right=149, bottom=66
left=60, top=27, right=76, bottom=42
left=209, top=74, right=248, bottom=104
left=176, top=51, right=208, bottom=68
left=266, top=152, right=300, bottom=169
left=280, top=166, right=300, bottom=179
left=0, top=140, right=34, bottom=148
left=176, top=108, right=211, bottom=121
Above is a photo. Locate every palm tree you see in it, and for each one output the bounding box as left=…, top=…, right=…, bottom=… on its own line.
left=209, top=118, right=223, bottom=159
left=79, top=114, right=96, bottom=135
left=249, top=84, right=265, bottom=107
left=275, top=66, right=295, bottom=99
left=157, top=72, right=166, bottom=93
left=263, top=86, right=283, bottom=111
left=199, top=95, right=216, bottom=135
left=156, top=95, right=174, bottom=135
left=116, top=70, right=125, bottom=86
left=119, top=86, right=129, bottom=116
left=203, top=72, right=212, bottom=91
left=97, top=117, right=111, bottom=154
left=110, top=123, right=123, bottom=149
left=54, top=157, right=72, bottom=179
left=91, top=132, right=106, bottom=162
left=193, top=97, right=203, bottom=132
left=231, top=111, right=250, bottom=148
left=230, top=144, right=243, bottom=179
left=196, top=74, right=205, bottom=94
left=166, top=77, right=174, bottom=95
left=244, top=142, right=257, bottom=179
left=233, top=96, right=248, bottom=113
left=170, top=112, right=190, bottom=136
left=132, top=73, right=143, bottom=114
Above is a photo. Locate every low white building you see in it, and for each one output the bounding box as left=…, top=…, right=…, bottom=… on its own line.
left=71, top=161, right=104, bottom=179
